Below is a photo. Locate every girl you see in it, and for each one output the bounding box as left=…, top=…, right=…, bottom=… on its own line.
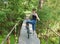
left=26, top=8, right=40, bottom=32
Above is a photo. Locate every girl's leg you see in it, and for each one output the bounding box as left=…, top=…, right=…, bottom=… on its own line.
left=26, top=20, right=34, bottom=24
left=32, top=24, right=35, bottom=31
left=26, top=20, right=36, bottom=31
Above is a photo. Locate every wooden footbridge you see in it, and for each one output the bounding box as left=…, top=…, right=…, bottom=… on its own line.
left=1, top=20, right=60, bottom=44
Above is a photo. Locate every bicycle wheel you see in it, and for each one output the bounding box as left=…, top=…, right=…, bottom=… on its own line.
left=27, top=26, right=29, bottom=39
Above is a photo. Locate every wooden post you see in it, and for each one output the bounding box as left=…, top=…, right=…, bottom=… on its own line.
left=14, top=27, right=18, bottom=44
left=7, top=36, right=10, bottom=44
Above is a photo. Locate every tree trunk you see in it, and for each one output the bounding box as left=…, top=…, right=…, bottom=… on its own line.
left=38, top=0, right=44, bottom=9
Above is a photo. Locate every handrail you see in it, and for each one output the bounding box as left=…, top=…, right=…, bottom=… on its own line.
left=1, top=20, right=20, bottom=44
left=40, top=21, right=60, bottom=37
left=48, top=27, right=60, bottom=37
left=39, top=21, right=60, bottom=44
left=1, top=19, right=59, bottom=44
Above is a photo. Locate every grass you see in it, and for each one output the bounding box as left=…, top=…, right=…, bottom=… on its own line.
left=0, top=35, right=18, bottom=44
left=40, top=37, right=59, bottom=44
left=10, top=35, right=15, bottom=44
left=0, top=35, right=4, bottom=44
left=0, top=34, right=59, bottom=44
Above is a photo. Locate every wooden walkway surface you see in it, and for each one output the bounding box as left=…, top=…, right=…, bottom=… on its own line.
left=18, top=20, right=40, bottom=44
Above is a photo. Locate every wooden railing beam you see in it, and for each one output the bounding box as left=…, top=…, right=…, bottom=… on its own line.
left=1, top=20, right=20, bottom=44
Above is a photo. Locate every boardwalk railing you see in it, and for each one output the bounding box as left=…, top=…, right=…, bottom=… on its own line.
left=1, top=20, right=20, bottom=44
left=39, top=21, right=60, bottom=44
left=1, top=19, right=60, bottom=44
left=46, top=27, right=60, bottom=44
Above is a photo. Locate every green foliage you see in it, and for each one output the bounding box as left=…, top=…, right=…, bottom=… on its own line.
left=0, top=11, right=6, bottom=22
left=0, top=0, right=60, bottom=44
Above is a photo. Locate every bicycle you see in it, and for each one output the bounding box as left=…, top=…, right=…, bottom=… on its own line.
left=26, top=22, right=30, bottom=39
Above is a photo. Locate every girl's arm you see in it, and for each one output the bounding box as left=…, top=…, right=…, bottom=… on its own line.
left=35, top=13, right=40, bottom=21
